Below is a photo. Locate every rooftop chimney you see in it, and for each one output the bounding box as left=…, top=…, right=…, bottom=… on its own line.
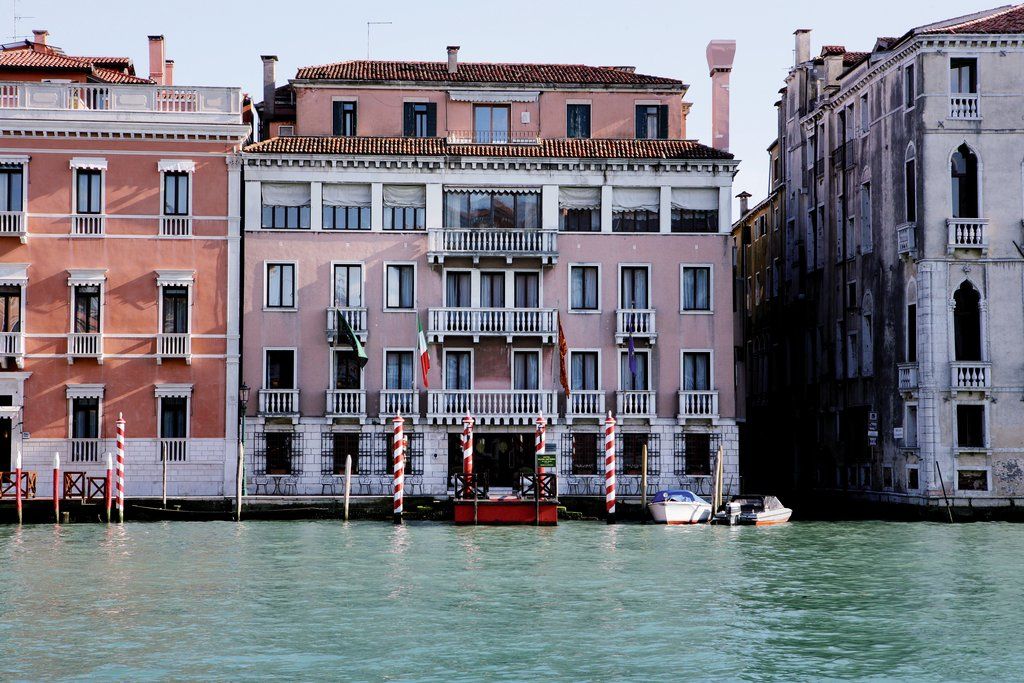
left=164, top=60, right=174, bottom=86
left=737, top=191, right=752, bottom=217
left=794, top=29, right=811, bottom=65
left=447, top=45, right=460, bottom=74
left=32, top=29, right=48, bottom=46
left=706, top=39, right=736, bottom=153
left=148, top=35, right=166, bottom=85
left=261, top=55, right=278, bottom=140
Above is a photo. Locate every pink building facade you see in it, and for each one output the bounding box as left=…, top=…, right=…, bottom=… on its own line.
left=243, top=47, right=739, bottom=497
left=0, top=33, right=248, bottom=496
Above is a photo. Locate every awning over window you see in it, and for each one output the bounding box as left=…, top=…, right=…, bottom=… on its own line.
left=69, top=157, right=107, bottom=171
left=261, top=182, right=310, bottom=207
left=154, top=383, right=193, bottom=398
left=671, top=188, right=719, bottom=211
left=156, top=270, right=195, bottom=287
left=323, top=183, right=371, bottom=208
left=448, top=90, right=539, bottom=103
left=67, top=269, right=106, bottom=286
left=0, top=263, right=28, bottom=287
left=383, top=185, right=425, bottom=208
left=66, top=384, right=104, bottom=399
left=0, top=155, right=28, bottom=168
left=558, top=187, right=601, bottom=210
left=158, top=159, right=196, bottom=174
left=445, top=186, right=541, bottom=195
left=612, top=188, right=659, bottom=212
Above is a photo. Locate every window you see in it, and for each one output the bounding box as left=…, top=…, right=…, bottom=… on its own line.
left=444, top=191, right=540, bottom=229
left=904, top=63, right=916, bottom=109
left=620, top=350, right=649, bottom=391
left=279, top=125, right=295, bottom=137
left=513, top=272, right=539, bottom=308
left=566, top=433, right=599, bottom=475
left=953, top=281, right=982, bottom=361
left=264, top=432, right=295, bottom=475
left=445, top=271, right=471, bottom=307
left=445, top=351, right=471, bottom=390
left=329, top=433, right=360, bottom=475
left=383, top=186, right=426, bottom=230
left=566, top=104, right=591, bottom=139
left=671, top=207, right=718, bottom=232
left=613, top=188, right=659, bottom=232
left=161, top=286, right=188, bottom=334
left=569, top=265, right=599, bottom=311
left=950, top=58, right=977, bottom=94
left=859, top=182, right=872, bottom=253
left=862, top=306, right=873, bottom=377
left=859, top=93, right=869, bottom=133
left=559, top=187, right=600, bottom=232
left=906, top=466, right=920, bottom=491
left=333, top=101, right=357, bottom=136
left=904, top=404, right=918, bottom=448
left=159, top=396, right=188, bottom=440
left=403, top=102, right=436, bottom=138
left=906, top=281, right=918, bottom=363
left=682, top=432, right=712, bottom=476
left=163, top=171, right=189, bottom=216
left=76, top=169, right=102, bottom=214
left=957, top=469, right=988, bottom=491
left=0, top=285, right=20, bottom=333
left=261, top=183, right=310, bottom=229
left=620, top=266, right=649, bottom=309
left=956, top=404, right=985, bottom=448
left=681, top=266, right=711, bottom=311
left=333, top=349, right=362, bottom=390
left=473, top=105, right=510, bottom=143
left=266, top=263, right=295, bottom=309
left=620, top=433, right=651, bottom=475
left=570, top=351, right=598, bottom=391
left=385, top=351, right=415, bottom=390
left=323, top=184, right=371, bottom=230
left=635, top=104, right=667, bottom=139
left=332, top=264, right=362, bottom=309
left=904, top=155, right=916, bottom=223
left=950, top=144, right=979, bottom=219
left=73, top=285, right=101, bottom=333
left=71, top=397, right=99, bottom=439
left=265, top=349, right=295, bottom=389
left=385, top=264, right=415, bottom=310
left=513, top=351, right=540, bottom=390
left=0, top=166, right=23, bottom=212
left=682, top=352, right=711, bottom=391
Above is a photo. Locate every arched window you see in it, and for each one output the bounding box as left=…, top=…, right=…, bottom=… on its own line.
left=953, top=281, right=982, bottom=361
left=951, top=144, right=979, bottom=218
left=862, top=291, right=874, bottom=376
left=905, top=280, right=917, bottom=363
left=904, top=144, right=917, bottom=222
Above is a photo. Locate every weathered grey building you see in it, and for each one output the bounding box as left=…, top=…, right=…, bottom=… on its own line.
left=735, top=5, right=1024, bottom=509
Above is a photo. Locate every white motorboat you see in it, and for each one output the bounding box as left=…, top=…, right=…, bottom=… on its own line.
left=716, top=495, right=792, bottom=526
left=648, top=490, right=712, bottom=525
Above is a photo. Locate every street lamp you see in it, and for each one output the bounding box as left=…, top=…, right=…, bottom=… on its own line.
left=235, top=383, right=250, bottom=521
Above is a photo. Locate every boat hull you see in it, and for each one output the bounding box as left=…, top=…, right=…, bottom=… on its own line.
left=648, top=501, right=712, bottom=525
left=453, top=499, right=558, bottom=525
left=738, top=508, right=792, bottom=526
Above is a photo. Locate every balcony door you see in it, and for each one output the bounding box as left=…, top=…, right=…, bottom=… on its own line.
left=445, top=351, right=471, bottom=390
left=333, top=349, right=362, bottom=390
left=620, top=267, right=649, bottom=310
left=621, top=351, right=649, bottom=391
left=513, top=272, right=539, bottom=308
left=571, top=352, right=599, bottom=391
left=682, top=352, right=711, bottom=391
left=474, top=105, right=510, bottom=143
left=513, top=351, right=540, bottom=390
left=445, top=271, right=472, bottom=308
left=0, top=286, right=20, bottom=333
left=161, top=286, right=188, bottom=334
left=333, top=264, right=363, bottom=308
left=481, top=272, right=505, bottom=308
left=265, top=350, right=295, bottom=390
left=73, top=285, right=101, bottom=333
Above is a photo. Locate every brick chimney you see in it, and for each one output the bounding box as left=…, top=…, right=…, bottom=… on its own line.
left=794, top=29, right=811, bottom=65
left=737, top=191, right=752, bottom=216
left=164, top=60, right=174, bottom=86
left=447, top=46, right=460, bottom=74
left=706, top=39, right=736, bottom=152
left=32, top=29, right=48, bottom=46
left=148, top=35, right=166, bottom=85
left=261, top=55, right=278, bottom=140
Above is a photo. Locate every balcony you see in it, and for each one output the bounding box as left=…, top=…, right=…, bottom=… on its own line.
left=446, top=129, right=540, bottom=145
left=428, top=307, right=557, bottom=343
left=950, top=362, right=991, bottom=393
left=565, top=390, right=606, bottom=424
left=615, top=309, right=657, bottom=344
left=380, top=389, right=420, bottom=422
left=677, top=390, right=719, bottom=422
left=896, top=222, right=916, bottom=257
left=69, top=438, right=102, bottom=463
left=71, top=214, right=104, bottom=236
left=160, top=216, right=193, bottom=237
left=325, top=389, right=367, bottom=421
left=427, top=228, right=558, bottom=265
left=259, top=389, right=299, bottom=417
left=156, top=333, right=191, bottom=364
left=0, top=211, right=26, bottom=242
left=0, top=331, right=23, bottom=369
left=159, top=438, right=188, bottom=463
left=616, top=390, right=656, bottom=420
left=427, top=389, right=557, bottom=425
left=949, top=94, right=980, bottom=120
left=67, top=332, right=102, bottom=364
left=898, top=363, right=919, bottom=392
left=947, top=218, right=988, bottom=254
left=326, top=307, right=368, bottom=344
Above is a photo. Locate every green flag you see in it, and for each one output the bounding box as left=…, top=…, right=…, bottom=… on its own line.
left=338, top=314, right=368, bottom=368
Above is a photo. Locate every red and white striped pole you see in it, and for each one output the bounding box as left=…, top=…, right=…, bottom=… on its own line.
left=461, top=413, right=474, bottom=497
left=392, top=414, right=405, bottom=525
left=52, top=452, right=60, bottom=523
left=104, top=452, right=113, bottom=524
left=115, top=413, right=125, bottom=524
left=14, top=446, right=22, bottom=525
left=535, top=413, right=547, bottom=481
left=535, top=415, right=546, bottom=525
left=604, top=412, right=617, bottom=524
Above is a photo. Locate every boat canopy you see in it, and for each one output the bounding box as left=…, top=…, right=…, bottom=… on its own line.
left=652, top=490, right=708, bottom=504
left=730, top=495, right=787, bottom=511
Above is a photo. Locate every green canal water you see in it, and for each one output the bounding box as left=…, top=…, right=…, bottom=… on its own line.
left=1, top=521, right=1022, bottom=681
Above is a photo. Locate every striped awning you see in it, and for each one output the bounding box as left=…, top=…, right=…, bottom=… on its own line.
left=156, top=270, right=195, bottom=287
left=0, top=263, right=28, bottom=287
left=444, top=186, right=541, bottom=194
left=69, top=157, right=108, bottom=171
left=157, top=159, right=196, bottom=173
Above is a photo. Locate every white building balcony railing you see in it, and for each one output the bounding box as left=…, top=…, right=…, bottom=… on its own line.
left=380, top=389, right=420, bottom=421
left=427, top=228, right=558, bottom=265
left=446, top=129, right=540, bottom=145
left=71, top=214, right=104, bottom=236
left=156, top=333, right=191, bottom=364
left=677, top=390, right=719, bottom=421
left=326, top=307, right=368, bottom=344
left=160, top=216, right=193, bottom=237
left=565, top=390, right=605, bottom=423
left=428, top=307, right=557, bottom=343
left=0, top=331, right=24, bottom=368
left=896, top=222, right=916, bottom=257
left=947, top=218, right=988, bottom=253
left=69, top=438, right=102, bottom=463
left=67, top=332, right=102, bottom=363
left=951, top=362, right=991, bottom=392
left=259, top=389, right=299, bottom=416
left=949, top=94, right=980, bottom=120
left=898, top=362, right=919, bottom=392
left=615, top=309, right=657, bottom=344
left=0, top=210, right=26, bottom=242
left=427, top=389, right=557, bottom=425
left=159, top=438, right=188, bottom=463
left=616, top=390, right=656, bottom=420
left=325, top=389, right=367, bottom=421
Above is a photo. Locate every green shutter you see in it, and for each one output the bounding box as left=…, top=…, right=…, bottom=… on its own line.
left=426, top=103, right=437, bottom=137
left=657, top=105, right=668, bottom=139
left=635, top=105, right=646, bottom=139
left=403, top=103, right=415, bottom=137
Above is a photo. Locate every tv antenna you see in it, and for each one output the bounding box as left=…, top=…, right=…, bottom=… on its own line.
left=10, top=0, right=34, bottom=41
left=366, top=21, right=392, bottom=59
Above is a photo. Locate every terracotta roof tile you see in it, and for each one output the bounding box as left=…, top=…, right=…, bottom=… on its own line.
left=819, top=45, right=847, bottom=56
left=922, top=3, right=1024, bottom=34
left=0, top=48, right=150, bottom=83
left=843, top=51, right=870, bottom=67
left=90, top=67, right=151, bottom=84
left=294, top=60, right=683, bottom=87
left=244, top=136, right=732, bottom=160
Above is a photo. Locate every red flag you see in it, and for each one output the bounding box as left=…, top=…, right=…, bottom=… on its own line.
left=557, top=313, right=570, bottom=397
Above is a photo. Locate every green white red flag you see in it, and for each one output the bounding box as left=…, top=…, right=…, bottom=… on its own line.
left=417, top=317, right=430, bottom=389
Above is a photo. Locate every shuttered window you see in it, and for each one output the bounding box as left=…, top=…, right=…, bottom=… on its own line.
left=403, top=102, right=437, bottom=137
left=635, top=105, right=668, bottom=139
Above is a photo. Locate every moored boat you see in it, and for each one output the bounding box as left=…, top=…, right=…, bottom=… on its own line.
left=648, top=490, right=712, bottom=525
left=715, top=495, right=792, bottom=526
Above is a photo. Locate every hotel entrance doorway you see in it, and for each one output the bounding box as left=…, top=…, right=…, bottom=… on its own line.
left=449, top=432, right=532, bottom=488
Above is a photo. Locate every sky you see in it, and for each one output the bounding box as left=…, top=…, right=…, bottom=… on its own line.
left=6, top=0, right=1003, bottom=211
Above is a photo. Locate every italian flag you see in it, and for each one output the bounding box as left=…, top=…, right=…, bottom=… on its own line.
left=417, top=317, right=430, bottom=389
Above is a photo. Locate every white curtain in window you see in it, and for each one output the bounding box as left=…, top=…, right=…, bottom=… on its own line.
left=323, top=183, right=371, bottom=207
left=558, top=187, right=601, bottom=210
left=671, top=188, right=719, bottom=211
left=261, top=182, right=310, bottom=207
left=383, top=185, right=426, bottom=208
left=612, top=188, right=659, bottom=212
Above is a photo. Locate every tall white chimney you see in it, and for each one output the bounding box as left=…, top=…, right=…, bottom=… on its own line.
left=706, top=40, right=736, bottom=153
left=447, top=45, right=460, bottom=74
left=261, top=55, right=278, bottom=140
left=794, top=29, right=811, bottom=65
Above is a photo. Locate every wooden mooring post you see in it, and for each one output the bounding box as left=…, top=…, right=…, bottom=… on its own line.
left=343, top=454, right=352, bottom=521
left=640, top=444, right=649, bottom=523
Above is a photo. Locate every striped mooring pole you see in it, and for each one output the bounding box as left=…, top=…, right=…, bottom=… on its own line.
left=14, top=446, right=22, bottom=525
left=462, top=413, right=474, bottom=495
left=535, top=414, right=546, bottom=525
left=104, top=452, right=113, bottom=524
left=52, top=452, right=60, bottom=523
left=604, top=412, right=617, bottom=524
left=115, top=413, right=125, bottom=524
left=392, top=414, right=405, bottom=525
